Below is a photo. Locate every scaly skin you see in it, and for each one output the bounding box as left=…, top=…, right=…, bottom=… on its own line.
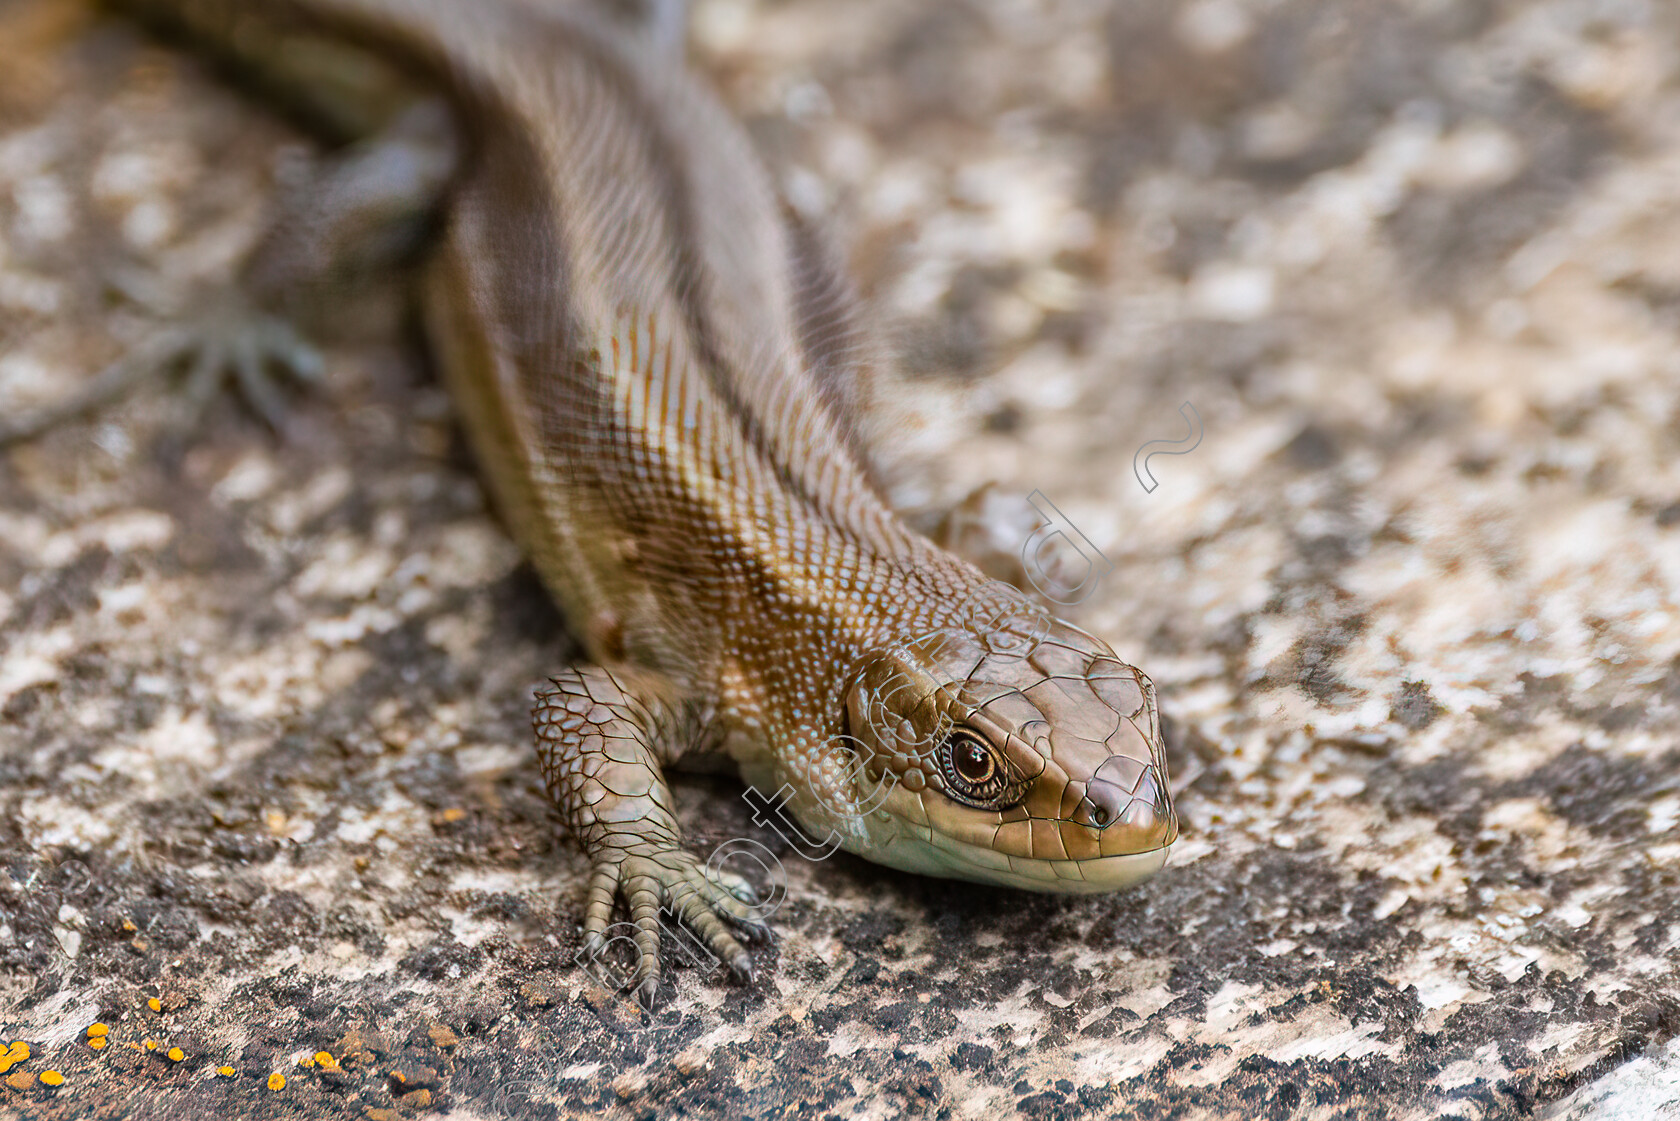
left=98, top=0, right=1178, bottom=1002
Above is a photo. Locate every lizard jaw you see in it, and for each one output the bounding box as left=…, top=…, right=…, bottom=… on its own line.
left=868, top=828, right=1173, bottom=894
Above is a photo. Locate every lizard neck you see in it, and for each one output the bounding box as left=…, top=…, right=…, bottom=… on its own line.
left=704, top=493, right=995, bottom=765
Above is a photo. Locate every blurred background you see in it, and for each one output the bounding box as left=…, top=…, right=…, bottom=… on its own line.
left=1, top=1, right=1677, bottom=1118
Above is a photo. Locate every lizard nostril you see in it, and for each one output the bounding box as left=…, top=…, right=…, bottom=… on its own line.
left=1077, top=755, right=1173, bottom=846
left=1078, top=777, right=1127, bottom=830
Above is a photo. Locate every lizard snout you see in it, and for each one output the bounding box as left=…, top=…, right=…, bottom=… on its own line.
left=1075, top=754, right=1176, bottom=850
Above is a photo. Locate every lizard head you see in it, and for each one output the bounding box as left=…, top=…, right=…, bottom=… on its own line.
left=832, top=585, right=1176, bottom=893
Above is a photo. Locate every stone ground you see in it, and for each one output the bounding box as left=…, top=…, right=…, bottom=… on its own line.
left=2, top=0, right=1679, bottom=1118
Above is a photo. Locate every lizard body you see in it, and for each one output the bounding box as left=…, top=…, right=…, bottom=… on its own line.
left=92, top=0, right=1177, bottom=999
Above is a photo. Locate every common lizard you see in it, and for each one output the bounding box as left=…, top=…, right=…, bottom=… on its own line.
left=36, top=0, right=1178, bottom=1002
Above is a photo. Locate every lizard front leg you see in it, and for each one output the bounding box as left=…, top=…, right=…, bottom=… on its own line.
left=533, top=667, right=765, bottom=1006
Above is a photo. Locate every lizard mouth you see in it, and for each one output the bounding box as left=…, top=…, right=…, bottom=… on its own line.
left=874, top=830, right=1173, bottom=894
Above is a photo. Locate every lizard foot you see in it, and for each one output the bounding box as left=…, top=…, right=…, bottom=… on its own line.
left=170, top=299, right=325, bottom=437
left=580, top=845, right=771, bottom=1009
left=0, top=292, right=322, bottom=448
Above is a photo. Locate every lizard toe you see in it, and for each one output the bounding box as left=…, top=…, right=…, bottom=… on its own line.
left=576, top=847, right=762, bottom=1006
left=707, top=865, right=761, bottom=905
left=176, top=300, right=325, bottom=438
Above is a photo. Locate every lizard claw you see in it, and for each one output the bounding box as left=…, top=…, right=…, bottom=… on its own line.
left=577, top=846, right=764, bottom=1007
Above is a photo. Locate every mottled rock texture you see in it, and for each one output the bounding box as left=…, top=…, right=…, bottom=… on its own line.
left=2, top=0, right=1678, bottom=1118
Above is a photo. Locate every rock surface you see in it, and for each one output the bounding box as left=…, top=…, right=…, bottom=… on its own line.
left=2, top=0, right=1678, bottom=1118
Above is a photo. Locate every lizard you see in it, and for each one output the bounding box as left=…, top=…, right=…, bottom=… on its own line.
left=17, top=0, right=1178, bottom=1004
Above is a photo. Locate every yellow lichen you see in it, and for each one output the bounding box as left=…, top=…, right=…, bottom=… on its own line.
left=0, top=1041, right=30, bottom=1073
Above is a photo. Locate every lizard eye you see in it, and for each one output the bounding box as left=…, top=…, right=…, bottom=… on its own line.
left=952, top=735, right=995, bottom=785
left=938, top=729, right=1019, bottom=808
